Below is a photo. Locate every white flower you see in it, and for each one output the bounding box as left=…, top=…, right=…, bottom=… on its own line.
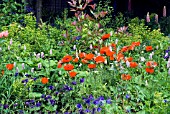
left=10, top=38, right=12, bottom=45
left=36, top=53, right=40, bottom=58
left=31, top=68, right=34, bottom=73
left=24, top=45, right=26, bottom=50
left=41, top=52, right=44, bottom=58
left=16, top=67, right=19, bottom=73
left=167, top=60, right=170, bottom=68
left=8, top=46, right=10, bottom=50
left=73, top=45, right=76, bottom=50
left=50, top=49, right=52, bottom=55
left=115, top=39, right=118, bottom=44
left=22, top=63, right=25, bottom=69
left=126, top=61, right=130, bottom=67
left=38, top=63, right=42, bottom=69
left=140, top=57, right=145, bottom=62
left=90, top=44, right=93, bottom=50
left=145, top=80, right=148, bottom=86
left=14, top=62, right=16, bottom=67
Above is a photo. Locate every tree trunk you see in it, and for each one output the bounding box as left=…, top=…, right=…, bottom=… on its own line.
left=36, top=0, right=42, bottom=24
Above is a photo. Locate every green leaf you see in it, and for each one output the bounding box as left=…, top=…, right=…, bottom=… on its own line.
left=28, top=92, right=42, bottom=98
left=43, top=105, right=57, bottom=111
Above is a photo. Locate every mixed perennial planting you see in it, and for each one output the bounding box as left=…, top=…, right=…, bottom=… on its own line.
left=0, top=0, right=170, bottom=113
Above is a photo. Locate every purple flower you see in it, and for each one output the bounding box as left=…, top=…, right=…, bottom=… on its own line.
left=97, top=107, right=102, bottom=112
left=25, top=74, right=29, bottom=77
left=72, top=81, right=77, bottom=85
left=92, top=108, right=96, bottom=114
left=19, top=110, right=24, bottom=114
left=22, top=79, right=28, bottom=84
left=98, top=96, right=104, bottom=100
left=30, top=99, right=35, bottom=104
left=55, top=91, right=59, bottom=95
left=36, top=102, right=41, bottom=107
left=3, top=104, right=9, bottom=109
left=46, top=95, right=52, bottom=99
left=48, top=85, right=54, bottom=90
left=126, top=94, right=130, bottom=99
left=88, top=94, right=94, bottom=100
left=76, top=36, right=82, bottom=40
left=106, top=98, right=112, bottom=104
left=15, top=72, right=19, bottom=76
left=93, top=100, right=99, bottom=105
left=85, top=99, right=90, bottom=105
left=13, top=103, right=18, bottom=107
left=84, top=109, right=91, bottom=113
left=25, top=101, right=30, bottom=106
left=41, top=94, right=46, bottom=98
left=32, top=77, right=37, bottom=81
left=126, top=109, right=131, bottom=113
left=164, top=99, right=168, bottom=103
left=50, top=99, right=55, bottom=105
left=63, top=85, right=73, bottom=91
left=80, top=78, right=84, bottom=83
left=76, top=103, right=82, bottom=109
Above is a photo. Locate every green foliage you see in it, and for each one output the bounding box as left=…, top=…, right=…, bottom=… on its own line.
left=0, top=0, right=25, bottom=31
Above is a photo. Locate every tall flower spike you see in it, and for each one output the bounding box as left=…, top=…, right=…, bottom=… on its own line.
left=146, top=12, right=150, bottom=23
left=155, top=14, right=158, bottom=23
left=163, top=6, right=166, bottom=17
left=128, top=0, right=131, bottom=12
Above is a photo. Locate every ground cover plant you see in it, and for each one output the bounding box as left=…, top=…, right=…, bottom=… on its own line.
left=0, top=0, right=170, bottom=113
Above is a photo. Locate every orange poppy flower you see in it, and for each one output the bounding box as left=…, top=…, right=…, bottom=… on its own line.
left=132, top=42, right=140, bottom=46
left=106, top=50, right=115, bottom=57
left=1, top=70, right=4, bottom=75
left=62, top=55, right=72, bottom=63
left=69, top=71, right=77, bottom=78
left=85, top=53, right=94, bottom=60
left=145, top=68, right=154, bottom=74
left=111, top=43, right=116, bottom=50
left=121, top=74, right=131, bottom=80
left=6, top=64, right=14, bottom=70
left=120, top=46, right=129, bottom=53
left=64, top=64, right=74, bottom=71
left=41, top=77, right=48, bottom=84
left=79, top=52, right=86, bottom=58
left=95, top=56, right=105, bottom=63
left=128, top=45, right=135, bottom=51
left=117, top=53, right=124, bottom=62
left=146, top=61, right=157, bottom=68
left=130, top=62, right=138, bottom=68
left=73, top=57, right=79, bottom=62
left=110, top=56, right=114, bottom=60
left=101, top=33, right=110, bottom=40
left=100, top=47, right=110, bottom=54
left=126, top=57, right=133, bottom=62
left=146, top=46, right=153, bottom=52
left=57, top=63, right=62, bottom=68
left=81, top=59, right=88, bottom=64
left=88, top=64, right=96, bottom=69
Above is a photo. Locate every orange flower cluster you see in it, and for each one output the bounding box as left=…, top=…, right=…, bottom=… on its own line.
left=6, top=64, right=14, bottom=70
left=41, top=77, right=48, bottom=84
left=145, top=61, right=157, bottom=74
left=121, top=74, right=131, bottom=80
